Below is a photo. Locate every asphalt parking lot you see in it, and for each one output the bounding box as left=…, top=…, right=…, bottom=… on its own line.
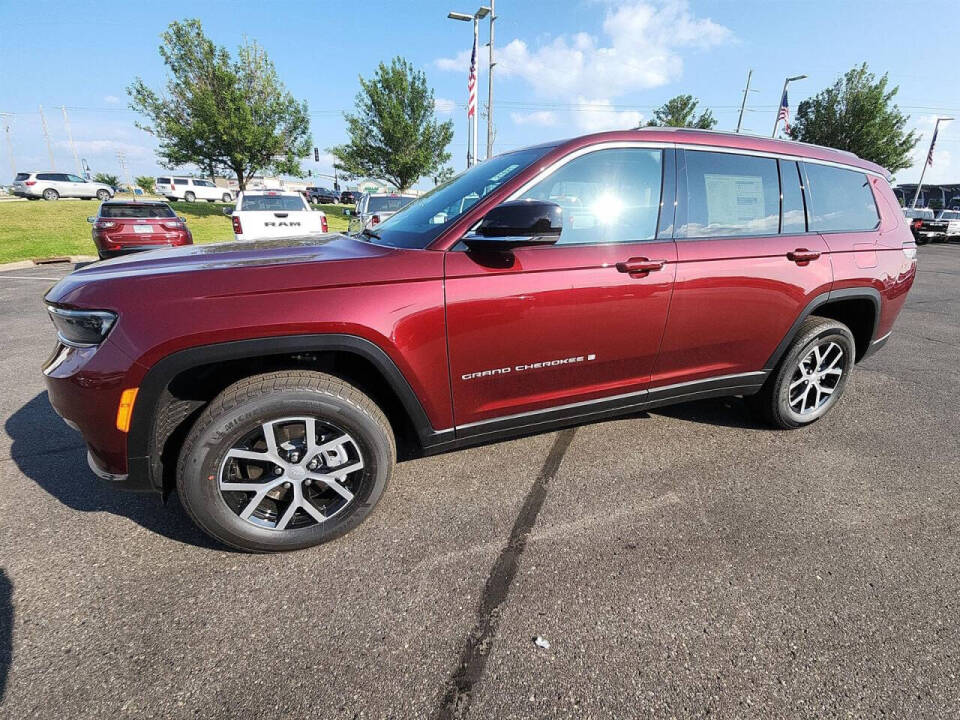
left=1, top=246, right=958, bottom=719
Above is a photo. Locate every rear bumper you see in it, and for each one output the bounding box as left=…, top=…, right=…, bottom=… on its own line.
left=97, top=244, right=190, bottom=259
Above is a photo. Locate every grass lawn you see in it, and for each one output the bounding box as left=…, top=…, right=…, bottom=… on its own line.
left=0, top=195, right=353, bottom=264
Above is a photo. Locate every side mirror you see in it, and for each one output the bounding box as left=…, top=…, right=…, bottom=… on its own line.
left=86, top=216, right=96, bottom=223
left=222, top=206, right=234, bottom=216
left=463, top=200, right=562, bottom=252
left=179, top=216, right=187, bottom=223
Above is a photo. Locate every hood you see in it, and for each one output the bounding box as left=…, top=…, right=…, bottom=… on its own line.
left=45, top=233, right=400, bottom=306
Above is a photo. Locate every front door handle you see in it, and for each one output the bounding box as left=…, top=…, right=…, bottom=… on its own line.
left=787, top=248, right=821, bottom=265
left=616, top=257, right=666, bottom=277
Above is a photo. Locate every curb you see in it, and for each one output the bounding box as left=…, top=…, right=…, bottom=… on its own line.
left=0, top=255, right=98, bottom=273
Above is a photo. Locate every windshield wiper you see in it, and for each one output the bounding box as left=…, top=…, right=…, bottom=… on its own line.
left=359, top=227, right=381, bottom=241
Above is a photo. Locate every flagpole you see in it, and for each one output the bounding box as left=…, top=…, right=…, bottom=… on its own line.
left=772, top=74, right=807, bottom=138
left=471, top=17, right=479, bottom=168
left=912, top=116, right=953, bottom=208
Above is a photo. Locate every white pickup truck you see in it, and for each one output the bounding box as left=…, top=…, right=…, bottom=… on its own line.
left=227, top=190, right=328, bottom=241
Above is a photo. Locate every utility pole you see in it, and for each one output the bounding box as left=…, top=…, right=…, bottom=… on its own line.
left=1, top=114, right=15, bottom=178
left=486, top=0, right=495, bottom=159
left=736, top=69, right=753, bottom=133
left=912, top=116, right=954, bottom=208
left=60, top=106, right=83, bottom=177
left=38, top=105, right=56, bottom=170
left=116, top=151, right=132, bottom=194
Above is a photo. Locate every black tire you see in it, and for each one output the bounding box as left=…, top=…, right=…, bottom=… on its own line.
left=42, top=188, right=59, bottom=201
left=184, top=191, right=196, bottom=202
left=915, top=237, right=928, bottom=246
left=747, top=316, right=855, bottom=429
left=177, top=370, right=395, bottom=552
left=222, top=193, right=232, bottom=203
left=96, top=189, right=111, bottom=201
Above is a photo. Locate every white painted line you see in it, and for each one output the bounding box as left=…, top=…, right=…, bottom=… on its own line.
left=0, top=275, right=62, bottom=281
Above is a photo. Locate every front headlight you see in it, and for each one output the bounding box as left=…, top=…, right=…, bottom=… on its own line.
left=47, top=306, right=117, bottom=347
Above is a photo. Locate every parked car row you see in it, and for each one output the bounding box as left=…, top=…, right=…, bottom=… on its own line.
left=305, top=187, right=363, bottom=205
left=903, top=207, right=960, bottom=243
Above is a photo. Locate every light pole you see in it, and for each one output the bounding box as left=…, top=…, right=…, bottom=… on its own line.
left=448, top=6, right=490, bottom=168
left=772, top=74, right=807, bottom=137
left=912, top=116, right=954, bottom=208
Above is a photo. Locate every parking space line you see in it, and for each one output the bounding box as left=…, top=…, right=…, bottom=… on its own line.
left=434, top=428, right=577, bottom=720
left=0, top=276, right=63, bottom=281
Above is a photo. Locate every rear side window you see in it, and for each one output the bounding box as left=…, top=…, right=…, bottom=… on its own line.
left=174, top=178, right=189, bottom=186
left=239, top=195, right=306, bottom=211
left=779, top=160, right=806, bottom=233
left=100, top=204, right=175, bottom=219
left=518, top=148, right=663, bottom=245
left=680, top=150, right=779, bottom=237
left=36, top=173, right=58, bottom=181
left=802, top=163, right=879, bottom=232
left=15, top=173, right=30, bottom=181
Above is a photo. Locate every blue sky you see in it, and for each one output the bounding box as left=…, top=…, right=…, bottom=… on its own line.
left=1, top=0, right=958, bottom=189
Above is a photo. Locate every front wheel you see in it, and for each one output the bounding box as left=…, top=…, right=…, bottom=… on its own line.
left=96, top=189, right=111, bottom=201
left=222, top=193, right=232, bottom=202
left=177, top=371, right=395, bottom=552
left=748, top=316, right=855, bottom=429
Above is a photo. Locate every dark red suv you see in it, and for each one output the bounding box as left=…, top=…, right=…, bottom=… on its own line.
left=88, top=200, right=193, bottom=259
left=44, top=129, right=917, bottom=552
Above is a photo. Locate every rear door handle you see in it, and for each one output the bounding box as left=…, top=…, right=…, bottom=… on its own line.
left=616, top=257, right=666, bottom=277
left=787, top=248, right=821, bottom=265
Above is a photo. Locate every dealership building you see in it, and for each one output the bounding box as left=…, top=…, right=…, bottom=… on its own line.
left=893, top=183, right=960, bottom=209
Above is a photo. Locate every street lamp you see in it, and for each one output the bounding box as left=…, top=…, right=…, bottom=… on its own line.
left=448, top=6, right=492, bottom=167
left=912, top=116, right=954, bottom=208
left=772, top=74, right=807, bottom=137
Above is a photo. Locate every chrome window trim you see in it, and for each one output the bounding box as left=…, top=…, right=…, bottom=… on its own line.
left=673, top=143, right=887, bottom=180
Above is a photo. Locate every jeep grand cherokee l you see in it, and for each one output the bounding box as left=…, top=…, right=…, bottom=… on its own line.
left=43, top=128, right=917, bottom=552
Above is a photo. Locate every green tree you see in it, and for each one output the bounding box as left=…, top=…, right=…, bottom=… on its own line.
left=330, top=58, right=453, bottom=191
left=94, top=172, right=119, bottom=187
left=645, top=95, right=717, bottom=129
left=128, top=19, right=311, bottom=190
left=789, top=64, right=918, bottom=172
left=135, top=175, right=155, bottom=194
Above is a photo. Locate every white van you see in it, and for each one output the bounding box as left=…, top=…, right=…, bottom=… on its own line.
left=156, top=177, right=233, bottom=203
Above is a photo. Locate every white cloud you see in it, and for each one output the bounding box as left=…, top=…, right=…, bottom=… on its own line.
left=571, top=98, right=643, bottom=132
left=103, top=95, right=120, bottom=104
left=436, top=0, right=732, bottom=100
left=435, top=51, right=469, bottom=72
left=511, top=110, right=558, bottom=127
left=434, top=97, right=457, bottom=115
left=56, top=139, right=151, bottom=159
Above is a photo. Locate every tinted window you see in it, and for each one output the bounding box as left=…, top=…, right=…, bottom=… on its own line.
left=680, top=151, right=779, bottom=237
left=903, top=208, right=934, bottom=220
left=780, top=160, right=806, bottom=233
left=15, top=173, right=29, bottom=181
left=367, top=196, right=416, bottom=213
left=36, top=173, right=58, bottom=181
left=239, top=194, right=306, bottom=211
left=938, top=210, right=959, bottom=220
left=67, top=174, right=85, bottom=182
left=100, top=204, right=176, bottom=218
left=518, top=148, right=663, bottom=245
left=194, top=180, right=215, bottom=187
left=174, top=178, right=189, bottom=185
left=803, top=163, right=879, bottom=232
left=371, top=145, right=555, bottom=249
left=156, top=177, right=170, bottom=185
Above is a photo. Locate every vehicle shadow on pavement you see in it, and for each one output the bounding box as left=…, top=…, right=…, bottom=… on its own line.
left=649, top=396, right=767, bottom=429
left=0, top=570, right=11, bottom=703
left=6, top=393, right=224, bottom=551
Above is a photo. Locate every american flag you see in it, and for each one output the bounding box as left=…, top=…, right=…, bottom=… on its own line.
left=778, top=89, right=790, bottom=133
left=927, top=125, right=939, bottom=166
left=467, top=35, right=478, bottom=119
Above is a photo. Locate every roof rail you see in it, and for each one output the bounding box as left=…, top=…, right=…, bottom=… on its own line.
left=633, top=126, right=861, bottom=159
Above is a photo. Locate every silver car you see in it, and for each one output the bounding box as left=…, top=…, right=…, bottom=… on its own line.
left=12, top=171, right=114, bottom=201
left=347, top=193, right=417, bottom=234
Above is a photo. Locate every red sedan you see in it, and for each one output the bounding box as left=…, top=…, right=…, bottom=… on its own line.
left=88, top=201, right=193, bottom=259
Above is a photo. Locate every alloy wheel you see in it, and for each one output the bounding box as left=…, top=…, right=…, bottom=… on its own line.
left=788, top=341, right=845, bottom=415
left=218, top=416, right=364, bottom=531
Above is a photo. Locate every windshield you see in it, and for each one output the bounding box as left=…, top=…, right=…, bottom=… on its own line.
left=240, top=195, right=306, bottom=211
left=367, top=195, right=416, bottom=213
left=904, top=209, right=934, bottom=219
left=100, top=204, right=175, bottom=219
left=367, top=145, right=557, bottom=248
left=937, top=210, right=959, bottom=220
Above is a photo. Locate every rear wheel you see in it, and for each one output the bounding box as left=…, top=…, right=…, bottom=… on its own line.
left=222, top=193, right=232, bottom=202
left=96, top=189, right=111, bottom=201
left=42, top=188, right=59, bottom=201
left=748, top=316, right=855, bottom=429
left=177, top=371, right=395, bottom=552
left=184, top=191, right=196, bottom=202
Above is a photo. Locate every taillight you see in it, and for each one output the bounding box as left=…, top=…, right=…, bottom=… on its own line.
left=93, top=220, right=117, bottom=230
left=911, top=219, right=922, bottom=230
left=321, top=215, right=328, bottom=233
left=160, top=221, right=184, bottom=231
left=25, top=180, right=36, bottom=186
left=370, top=215, right=380, bottom=226
left=232, top=215, right=243, bottom=234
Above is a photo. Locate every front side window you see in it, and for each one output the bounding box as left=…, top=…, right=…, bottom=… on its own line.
left=680, top=151, right=779, bottom=238
left=369, top=145, right=556, bottom=249
left=195, top=180, right=215, bottom=187
left=239, top=194, right=306, bottom=211
left=517, top=148, right=663, bottom=245
left=803, top=163, right=879, bottom=232
left=67, top=174, right=85, bottom=183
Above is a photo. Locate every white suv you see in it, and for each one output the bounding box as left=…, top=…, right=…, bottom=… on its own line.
left=156, top=177, right=233, bottom=203
left=12, top=172, right=114, bottom=201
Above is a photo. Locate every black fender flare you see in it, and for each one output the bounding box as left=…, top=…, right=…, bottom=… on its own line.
left=126, top=334, right=446, bottom=491
left=763, top=287, right=882, bottom=372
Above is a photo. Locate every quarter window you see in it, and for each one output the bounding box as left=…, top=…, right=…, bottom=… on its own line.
left=802, top=163, right=879, bottom=232
left=680, top=150, right=779, bottom=237
left=517, top=148, right=663, bottom=245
